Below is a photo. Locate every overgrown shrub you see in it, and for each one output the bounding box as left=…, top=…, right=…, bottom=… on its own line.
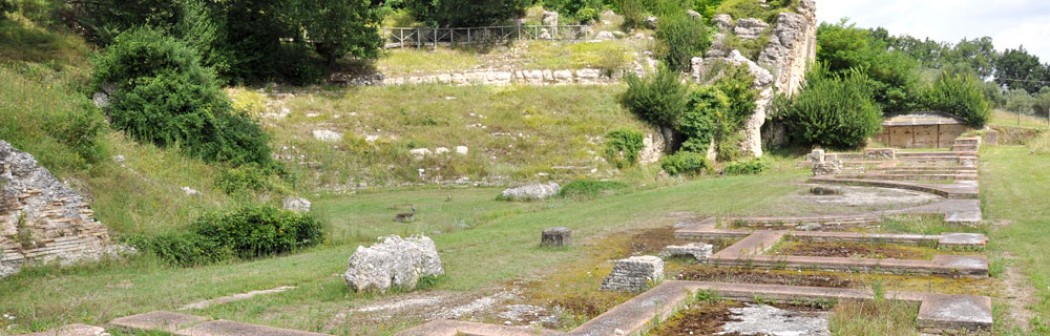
left=654, top=12, right=710, bottom=72
left=621, top=66, right=690, bottom=129
left=723, top=157, right=771, bottom=175
left=681, top=64, right=756, bottom=160
left=559, top=179, right=629, bottom=199
left=133, top=206, right=323, bottom=266
left=93, top=27, right=273, bottom=166
left=716, top=0, right=793, bottom=24
left=924, top=72, right=990, bottom=128
left=131, top=231, right=232, bottom=267
left=660, top=151, right=711, bottom=176
left=780, top=67, right=883, bottom=149
left=604, top=129, right=645, bottom=169
left=0, top=0, right=15, bottom=19
left=610, top=0, right=644, bottom=28
left=45, top=103, right=108, bottom=165
left=192, top=205, right=324, bottom=259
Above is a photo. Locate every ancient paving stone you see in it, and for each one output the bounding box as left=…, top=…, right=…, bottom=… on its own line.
left=109, top=311, right=209, bottom=333
left=938, top=233, right=988, bottom=248
left=600, top=256, right=663, bottom=292
left=540, top=227, right=572, bottom=247
left=18, top=324, right=107, bottom=336
left=917, top=294, right=993, bottom=333
left=174, top=320, right=331, bottom=336
left=179, top=286, right=296, bottom=311
left=721, top=304, right=830, bottom=336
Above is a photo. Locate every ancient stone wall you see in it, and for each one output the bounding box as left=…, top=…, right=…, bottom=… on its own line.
left=0, top=141, right=112, bottom=278
left=381, top=68, right=623, bottom=86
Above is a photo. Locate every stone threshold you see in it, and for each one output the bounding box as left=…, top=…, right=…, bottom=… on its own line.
left=397, top=281, right=991, bottom=336
left=108, top=311, right=330, bottom=336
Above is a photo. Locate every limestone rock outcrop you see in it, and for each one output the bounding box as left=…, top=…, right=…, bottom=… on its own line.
left=500, top=182, right=560, bottom=201
left=1, top=141, right=112, bottom=278
left=758, top=0, right=818, bottom=97
left=693, top=51, right=775, bottom=158
left=344, top=235, right=444, bottom=292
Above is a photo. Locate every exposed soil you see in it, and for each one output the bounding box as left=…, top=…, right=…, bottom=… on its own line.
left=647, top=301, right=752, bottom=336
left=1001, top=251, right=1036, bottom=332
left=774, top=241, right=929, bottom=260
left=627, top=226, right=680, bottom=255
left=675, top=267, right=859, bottom=288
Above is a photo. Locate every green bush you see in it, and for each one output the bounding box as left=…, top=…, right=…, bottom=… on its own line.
left=621, top=66, right=691, bottom=129
left=45, top=103, right=108, bottom=165
left=545, top=0, right=602, bottom=23
left=723, top=157, right=771, bottom=175
left=604, top=129, right=645, bottom=169
left=559, top=179, right=629, bottom=199
left=133, top=206, right=323, bottom=266
left=131, top=231, right=232, bottom=267
left=610, top=0, right=644, bottom=28
left=655, top=12, right=710, bottom=72
left=660, top=151, right=711, bottom=176
left=192, top=205, right=324, bottom=259
left=0, top=0, right=16, bottom=19
left=93, top=27, right=273, bottom=166
left=781, top=68, right=883, bottom=149
left=680, top=65, right=756, bottom=160
left=924, top=72, right=990, bottom=128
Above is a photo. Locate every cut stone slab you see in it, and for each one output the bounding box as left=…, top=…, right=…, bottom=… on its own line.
left=541, top=227, right=572, bottom=247
left=398, top=320, right=563, bottom=336
left=18, top=324, right=107, bottom=336
left=659, top=243, right=713, bottom=261
left=721, top=304, right=830, bottom=336
left=917, top=294, right=993, bottom=333
left=938, top=233, right=988, bottom=248
left=174, top=320, right=331, bottom=336
left=110, top=311, right=209, bottom=333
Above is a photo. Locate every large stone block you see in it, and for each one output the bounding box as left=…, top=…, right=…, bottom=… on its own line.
left=659, top=243, right=713, bottom=261
left=600, top=256, right=663, bottom=292
left=541, top=227, right=572, bottom=247
left=500, top=183, right=560, bottom=201
left=344, top=235, right=444, bottom=292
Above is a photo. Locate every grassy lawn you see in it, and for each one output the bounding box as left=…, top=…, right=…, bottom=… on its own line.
left=258, top=84, right=650, bottom=189
left=981, top=134, right=1050, bottom=333
left=990, top=109, right=1050, bottom=129
left=0, top=162, right=806, bottom=335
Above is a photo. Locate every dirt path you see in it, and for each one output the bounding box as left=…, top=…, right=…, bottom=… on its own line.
left=1000, top=251, right=1036, bottom=332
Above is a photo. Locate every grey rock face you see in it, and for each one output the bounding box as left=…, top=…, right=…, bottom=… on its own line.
left=659, top=243, right=713, bottom=261
left=344, top=235, right=444, bottom=292
left=713, top=14, right=734, bottom=31
left=643, top=16, right=659, bottom=29
left=0, top=140, right=111, bottom=278
left=542, top=11, right=559, bottom=26
left=500, top=182, right=560, bottom=201
left=734, top=18, right=770, bottom=39
left=282, top=197, right=311, bottom=213
left=600, top=256, right=663, bottom=292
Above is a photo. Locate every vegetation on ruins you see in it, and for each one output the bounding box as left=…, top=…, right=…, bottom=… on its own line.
left=93, top=27, right=273, bottom=167
left=544, top=0, right=603, bottom=23
left=604, top=128, right=645, bottom=169
left=399, top=0, right=531, bottom=27
left=778, top=67, right=883, bottom=149
left=924, top=72, right=991, bottom=128
left=654, top=10, right=711, bottom=72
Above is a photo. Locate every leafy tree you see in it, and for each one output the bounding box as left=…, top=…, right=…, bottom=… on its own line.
left=403, top=0, right=530, bottom=27
left=72, top=0, right=185, bottom=45
left=1004, top=89, right=1034, bottom=114
left=996, top=47, right=1047, bottom=94
left=298, top=0, right=383, bottom=66
left=818, top=20, right=921, bottom=114
left=655, top=11, right=709, bottom=72
left=1033, top=87, right=1050, bottom=118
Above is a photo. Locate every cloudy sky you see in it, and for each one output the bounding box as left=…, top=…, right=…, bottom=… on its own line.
left=817, top=0, right=1050, bottom=62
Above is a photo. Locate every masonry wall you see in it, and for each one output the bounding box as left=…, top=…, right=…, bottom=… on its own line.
left=876, top=124, right=970, bottom=148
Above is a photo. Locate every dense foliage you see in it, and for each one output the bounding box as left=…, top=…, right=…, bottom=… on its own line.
left=660, top=151, right=711, bottom=176
left=817, top=20, right=922, bottom=114
left=924, top=72, right=991, bottom=128
left=0, top=0, right=14, bottom=19
left=654, top=12, right=710, bottom=72
left=93, top=27, right=272, bottom=166
left=402, top=0, right=530, bottom=27
left=621, top=66, right=691, bottom=129
left=779, top=68, right=883, bottom=149
left=604, top=128, right=645, bottom=169
left=545, top=0, right=602, bottom=23
left=135, top=206, right=323, bottom=266
left=723, top=157, right=771, bottom=175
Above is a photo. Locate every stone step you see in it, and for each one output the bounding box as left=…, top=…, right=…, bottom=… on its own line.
left=174, top=320, right=331, bottom=336
left=16, top=324, right=106, bottom=336
left=712, top=231, right=784, bottom=258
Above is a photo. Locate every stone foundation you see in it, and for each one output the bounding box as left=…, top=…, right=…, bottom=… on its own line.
left=600, top=256, right=663, bottom=292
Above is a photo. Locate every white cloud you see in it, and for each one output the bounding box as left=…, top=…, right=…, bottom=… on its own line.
left=816, top=0, right=1050, bottom=61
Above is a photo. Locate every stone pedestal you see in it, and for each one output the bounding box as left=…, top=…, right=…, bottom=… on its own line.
left=600, top=256, right=663, bottom=292
left=541, top=227, right=572, bottom=247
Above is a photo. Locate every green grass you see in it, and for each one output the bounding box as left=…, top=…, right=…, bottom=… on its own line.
left=0, top=164, right=806, bottom=335
left=0, top=14, right=92, bottom=68
left=376, top=48, right=483, bottom=77
left=990, top=109, right=1050, bottom=129
left=982, top=136, right=1050, bottom=333
left=259, top=84, right=652, bottom=189
left=828, top=299, right=920, bottom=335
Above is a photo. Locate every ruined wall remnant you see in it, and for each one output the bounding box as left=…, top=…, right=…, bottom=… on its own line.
left=0, top=141, right=112, bottom=278
left=695, top=0, right=818, bottom=158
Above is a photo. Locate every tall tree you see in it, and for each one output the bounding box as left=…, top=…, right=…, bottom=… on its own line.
left=298, top=0, right=382, bottom=67
left=402, top=0, right=530, bottom=27
left=996, top=46, right=1046, bottom=94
